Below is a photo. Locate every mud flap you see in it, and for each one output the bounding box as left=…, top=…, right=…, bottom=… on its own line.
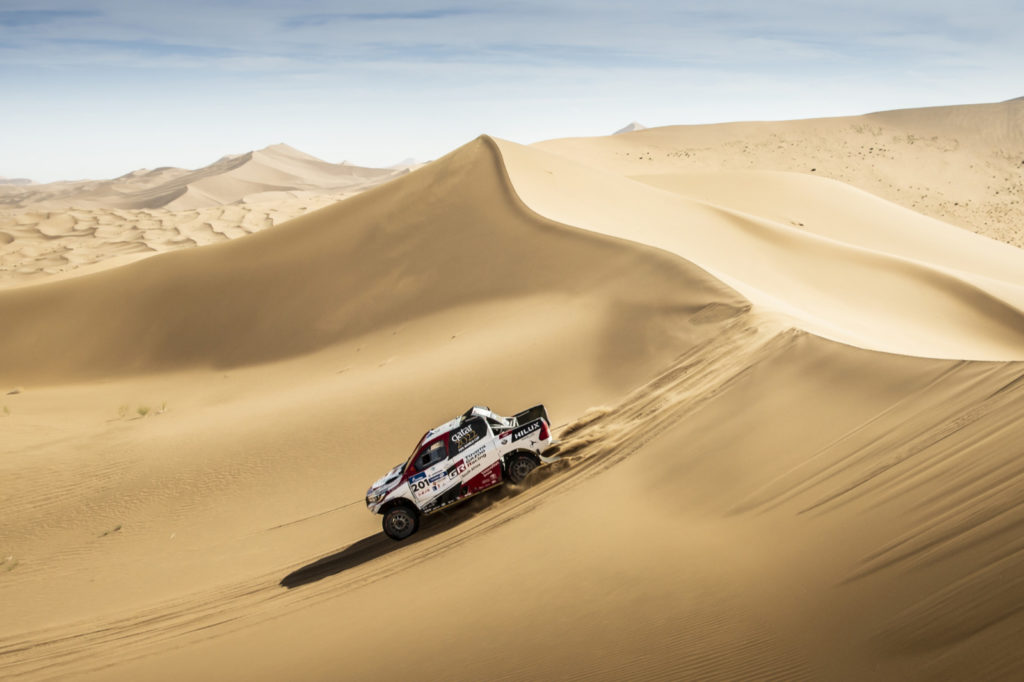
left=539, top=441, right=562, bottom=464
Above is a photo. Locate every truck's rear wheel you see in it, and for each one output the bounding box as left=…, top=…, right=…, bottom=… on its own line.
left=506, top=453, right=538, bottom=484
left=382, top=506, right=419, bottom=541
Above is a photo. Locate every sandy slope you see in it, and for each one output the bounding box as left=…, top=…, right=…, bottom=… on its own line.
left=538, top=98, right=1024, bottom=249
left=3, top=103, right=1024, bottom=681
left=497, top=137, right=1024, bottom=360
left=6, top=317, right=1022, bottom=681
left=0, top=145, right=402, bottom=286
left=0, top=137, right=744, bottom=654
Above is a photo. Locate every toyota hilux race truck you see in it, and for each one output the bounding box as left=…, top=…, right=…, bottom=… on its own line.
left=366, top=405, right=557, bottom=540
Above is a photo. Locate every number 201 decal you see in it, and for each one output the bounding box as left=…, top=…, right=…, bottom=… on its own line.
left=409, top=474, right=429, bottom=495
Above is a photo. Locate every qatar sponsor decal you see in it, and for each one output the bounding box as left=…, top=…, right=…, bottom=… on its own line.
left=451, top=424, right=480, bottom=450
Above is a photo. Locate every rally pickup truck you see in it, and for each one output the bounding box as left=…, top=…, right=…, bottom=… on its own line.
left=365, top=405, right=557, bottom=540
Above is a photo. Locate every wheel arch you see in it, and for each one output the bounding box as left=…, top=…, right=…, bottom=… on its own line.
left=502, top=449, right=541, bottom=482
left=503, top=448, right=540, bottom=467
left=380, top=497, right=419, bottom=517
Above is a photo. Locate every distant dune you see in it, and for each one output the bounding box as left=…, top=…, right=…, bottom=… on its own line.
left=2, top=101, right=1024, bottom=681
left=0, top=144, right=404, bottom=286
left=0, top=143, right=396, bottom=211
left=614, top=121, right=647, bottom=134
left=544, top=98, right=1024, bottom=249
left=387, top=157, right=423, bottom=170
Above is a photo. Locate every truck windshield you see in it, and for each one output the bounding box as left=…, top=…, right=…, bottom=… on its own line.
left=405, top=432, right=431, bottom=470
left=414, top=440, right=448, bottom=471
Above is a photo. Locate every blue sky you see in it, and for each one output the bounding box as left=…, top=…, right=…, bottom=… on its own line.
left=1, top=0, right=1021, bottom=181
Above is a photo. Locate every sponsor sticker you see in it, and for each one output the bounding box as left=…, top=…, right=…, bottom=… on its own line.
left=408, top=472, right=430, bottom=498
left=451, top=424, right=480, bottom=451
left=510, top=421, right=541, bottom=442
left=464, top=445, right=487, bottom=465
left=447, top=459, right=468, bottom=477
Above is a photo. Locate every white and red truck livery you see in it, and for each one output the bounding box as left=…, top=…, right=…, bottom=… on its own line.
left=365, top=405, right=557, bottom=540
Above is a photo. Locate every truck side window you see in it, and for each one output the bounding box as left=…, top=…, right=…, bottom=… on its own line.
left=414, top=439, right=447, bottom=472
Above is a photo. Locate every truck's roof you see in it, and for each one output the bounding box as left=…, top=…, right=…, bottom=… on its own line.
left=423, top=416, right=462, bottom=441
left=403, top=406, right=515, bottom=470
left=422, top=406, right=501, bottom=441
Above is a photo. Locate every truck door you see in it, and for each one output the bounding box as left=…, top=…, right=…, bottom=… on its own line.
left=451, top=417, right=501, bottom=494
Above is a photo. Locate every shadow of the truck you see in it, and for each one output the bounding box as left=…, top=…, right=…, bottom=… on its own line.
left=279, top=483, right=525, bottom=589
left=280, top=513, right=458, bottom=589
left=280, top=450, right=569, bottom=590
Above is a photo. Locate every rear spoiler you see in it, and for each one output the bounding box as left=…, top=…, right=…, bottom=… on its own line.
left=513, top=404, right=549, bottom=428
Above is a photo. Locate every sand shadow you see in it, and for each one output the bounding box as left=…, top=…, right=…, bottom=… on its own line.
left=279, top=465, right=569, bottom=590
left=279, top=502, right=482, bottom=590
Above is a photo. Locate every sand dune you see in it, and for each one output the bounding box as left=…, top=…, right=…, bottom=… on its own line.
left=0, top=198, right=340, bottom=287
left=0, top=145, right=402, bottom=286
left=614, top=121, right=647, bottom=134
left=497, top=137, right=1024, bottom=360
left=151, top=144, right=397, bottom=211
left=3, top=101, right=1024, bottom=681
left=539, top=98, right=1024, bottom=249
left=0, top=144, right=397, bottom=211
left=0, top=136, right=748, bottom=675
left=0, top=137, right=740, bottom=384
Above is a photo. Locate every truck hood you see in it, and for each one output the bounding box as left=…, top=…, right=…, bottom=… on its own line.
left=367, top=463, right=404, bottom=495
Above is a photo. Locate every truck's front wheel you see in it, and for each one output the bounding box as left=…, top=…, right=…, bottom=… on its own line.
left=382, top=505, right=419, bottom=541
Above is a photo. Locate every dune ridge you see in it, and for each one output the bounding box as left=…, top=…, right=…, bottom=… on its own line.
left=495, top=137, right=1024, bottom=360
left=0, top=135, right=742, bottom=385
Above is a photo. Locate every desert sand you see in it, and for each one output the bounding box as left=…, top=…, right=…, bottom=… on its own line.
left=2, top=99, right=1024, bottom=681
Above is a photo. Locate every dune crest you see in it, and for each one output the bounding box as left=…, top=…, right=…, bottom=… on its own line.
left=0, top=136, right=743, bottom=384
left=493, top=137, right=1024, bottom=360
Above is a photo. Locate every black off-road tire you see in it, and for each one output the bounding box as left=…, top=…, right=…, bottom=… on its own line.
left=382, top=505, right=419, bottom=541
left=506, top=453, right=538, bottom=485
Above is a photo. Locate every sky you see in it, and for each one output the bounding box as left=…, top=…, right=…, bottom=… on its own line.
left=1, top=0, right=1022, bottom=182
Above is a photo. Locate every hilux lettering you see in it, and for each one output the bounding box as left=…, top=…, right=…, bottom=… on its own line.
left=511, top=421, right=541, bottom=441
